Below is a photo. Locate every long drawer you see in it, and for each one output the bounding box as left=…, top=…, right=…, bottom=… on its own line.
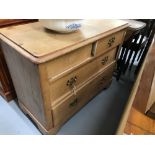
left=52, top=63, right=116, bottom=126
left=46, top=44, right=92, bottom=79
left=50, top=48, right=117, bottom=104
left=46, top=30, right=125, bottom=80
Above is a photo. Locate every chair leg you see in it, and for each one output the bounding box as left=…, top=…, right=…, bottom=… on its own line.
left=117, top=47, right=126, bottom=69
left=116, top=47, right=127, bottom=81
left=135, top=49, right=146, bottom=75
left=136, top=49, right=142, bottom=61
left=123, top=50, right=134, bottom=74
left=129, top=51, right=139, bottom=71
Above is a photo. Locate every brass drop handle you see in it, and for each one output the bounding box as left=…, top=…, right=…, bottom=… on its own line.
left=69, top=98, right=78, bottom=108
left=101, top=56, right=109, bottom=65
left=108, top=36, right=115, bottom=47
left=91, top=42, right=97, bottom=56
left=67, top=76, right=78, bottom=97
left=66, top=76, right=77, bottom=87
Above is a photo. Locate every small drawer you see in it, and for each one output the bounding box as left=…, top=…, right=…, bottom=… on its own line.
left=50, top=48, right=117, bottom=104
left=96, top=30, right=125, bottom=56
left=46, top=44, right=92, bottom=79
left=97, top=48, right=117, bottom=71
left=52, top=63, right=115, bottom=126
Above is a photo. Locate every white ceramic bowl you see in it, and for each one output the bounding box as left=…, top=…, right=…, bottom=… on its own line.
left=39, top=19, right=84, bottom=33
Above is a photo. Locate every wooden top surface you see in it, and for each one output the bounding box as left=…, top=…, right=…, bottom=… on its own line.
left=0, top=20, right=128, bottom=63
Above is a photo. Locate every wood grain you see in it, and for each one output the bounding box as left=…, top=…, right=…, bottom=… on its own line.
left=0, top=20, right=128, bottom=63
left=0, top=20, right=127, bottom=134
left=0, top=19, right=38, bottom=101
left=132, top=36, right=155, bottom=113
left=1, top=40, right=52, bottom=129
left=145, top=72, right=155, bottom=112
left=124, top=107, right=155, bottom=134
left=96, top=30, right=125, bottom=56
left=46, top=44, right=92, bottom=79
left=0, top=43, right=16, bottom=101
left=52, top=63, right=115, bottom=126
left=50, top=48, right=117, bottom=105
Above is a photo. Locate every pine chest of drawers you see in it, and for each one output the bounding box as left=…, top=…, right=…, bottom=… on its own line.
left=0, top=20, right=128, bottom=134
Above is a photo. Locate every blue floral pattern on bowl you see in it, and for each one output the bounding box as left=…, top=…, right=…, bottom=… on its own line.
left=66, top=23, right=82, bottom=30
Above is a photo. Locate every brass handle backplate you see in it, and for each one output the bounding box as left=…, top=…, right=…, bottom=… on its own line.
left=101, top=56, right=109, bottom=65
left=66, top=76, right=77, bottom=87
left=67, top=76, right=78, bottom=97
left=108, top=37, right=115, bottom=47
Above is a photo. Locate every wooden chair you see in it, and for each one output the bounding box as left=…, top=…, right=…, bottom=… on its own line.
left=117, top=33, right=155, bottom=135
left=116, top=19, right=154, bottom=80
left=135, top=19, right=155, bottom=74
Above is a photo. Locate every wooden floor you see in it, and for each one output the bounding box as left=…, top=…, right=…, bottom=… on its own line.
left=125, top=107, right=155, bottom=134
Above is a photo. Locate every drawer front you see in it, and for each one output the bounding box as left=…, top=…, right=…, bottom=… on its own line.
left=46, top=44, right=92, bottom=79
left=50, top=48, right=117, bottom=104
left=50, top=56, right=97, bottom=104
left=97, top=48, right=117, bottom=71
left=52, top=63, right=116, bottom=126
left=96, top=30, right=125, bottom=56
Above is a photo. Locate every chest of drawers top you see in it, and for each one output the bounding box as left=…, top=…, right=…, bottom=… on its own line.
left=0, top=20, right=128, bottom=63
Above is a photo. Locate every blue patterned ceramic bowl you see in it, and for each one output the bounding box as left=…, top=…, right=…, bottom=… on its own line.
left=39, top=19, right=84, bottom=33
